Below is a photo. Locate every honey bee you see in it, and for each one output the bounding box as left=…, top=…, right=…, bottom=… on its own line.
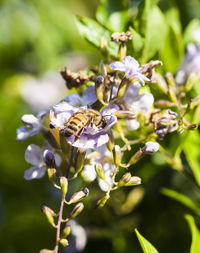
left=64, top=108, right=107, bottom=143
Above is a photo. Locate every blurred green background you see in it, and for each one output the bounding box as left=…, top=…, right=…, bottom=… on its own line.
left=0, top=0, right=200, bottom=252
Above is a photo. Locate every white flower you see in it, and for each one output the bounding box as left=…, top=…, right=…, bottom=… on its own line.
left=109, top=56, right=149, bottom=86
left=83, top=144, right=116, bottom=192
left=142, top=141, right=160, bottom=154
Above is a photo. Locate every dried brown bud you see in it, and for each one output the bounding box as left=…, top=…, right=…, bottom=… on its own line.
left=60, top=68, right=94, bottom=89
left=111, top=31, right=133, bottom=43
left=141, top=60, right=162, bottom=81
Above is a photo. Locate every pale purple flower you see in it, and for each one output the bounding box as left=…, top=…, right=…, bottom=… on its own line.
left=24, top=142, right=61, bottom=180
left=122, top=82, right=154, bottom=130
left=176, top=28, right=200, bottom=84
left=49, top=100, right=117, bottom=149
left=17, top=113, right=42, bottom=140
left=109, top=56, right=149, bottom=86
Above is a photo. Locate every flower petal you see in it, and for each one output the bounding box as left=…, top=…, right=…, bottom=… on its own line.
left=24, top=166, right=46, bottom=180
left=62, top=93, right=83, bottom=106
left=123, top=56, right=139, bottom=69
left=83, top=164, right=97, bottom=181
left=109, top=61, right=127, bottom=72
left=16, top=127, right=38, bottom=140
left=82, top=85, right=97, bottom=105
left=21, top=114, right=39, bottom=126
left=129, top=93, right=154, bottom=112
left=125, top=119, right=140, bottom=130
left=25, top=144, right=43, bottom=166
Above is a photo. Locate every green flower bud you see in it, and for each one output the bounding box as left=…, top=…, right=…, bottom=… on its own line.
left=95, top=75, right=105, bottom=104
left=100, top=36, right=109, bottom=57
left=96, top=195, right=110, bottom=208
left=69, top=203, right=84, bottom=219
left=69, top=188, right=89, bottom=204
left=118, top=42, right=127, bottom=61
left=124, top=176, right=141, bottom=186
left=114, top=110, right=136, bottom=119
left=60, top=177, right=68, bottom=196
left=95, top=163, right=105, bottom=180
left=41, top=204, right=56, bottom=227
left=112, top=145, right=121, bottom=167
left=185, top=72, right=200, bottom=92
left=106, top=131, right=114, bottom=152
left=47, top=168, right=56, bottom=185
left=128, top=149, right=144, bottom=166
left=59, top=239, right=69, bottom=247
left=165, top=72, right=176, bottom=87
left=61, top=225, right=71, bottom=238
left=117, top=172, right=131, bottom=187
left=75, top=149, right=86, bottom=175
left=168, top=86, right=178, bottom=104
left=99, top=60, right=107, bottom=77
left=117, top=76, right=133, bottom=97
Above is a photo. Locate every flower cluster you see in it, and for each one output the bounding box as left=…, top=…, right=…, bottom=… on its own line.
left=19, top=45, right=200, bottom=252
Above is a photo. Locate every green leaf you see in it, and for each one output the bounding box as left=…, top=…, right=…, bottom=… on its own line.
left=134, top=4, right=168, bottom=63
left=161, top=188, right=200, bottom=217
left=183, top=19, right=200, bottom=45
left=135, top=229, right=159, bottom=253
left=129, top=27, right=144, bottom=57
left=160, top=8, right=184, bottom=73
left=185, top=215, right=200, bottom=253
left=183, top=131, right=200, bottom=187
left=96, top=0, right=129, bottom=32
left=76, top=16, right=118, bottom=58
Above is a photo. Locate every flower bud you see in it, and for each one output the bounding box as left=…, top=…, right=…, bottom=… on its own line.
left=128, top=149, right=144, bottom=166
left=125, top=176, right=141, bottom=186
left=47, top=168, right=56, bottom=185
left=187, top=124, right=198, bottom=130
left=95, top=75, right=105, bottom=104
left=142, top=141, right=159, bottom=155
left=75, top=149, right=86, bottom=175
left=96, top=194, right=110, bottom=208
left=40, top=249, right=54, bottom=253
left=41, top=204, right=56, bottom=227
left=106, top=130, right=114, bottom=152
left=185, top=72, right=200, bottom=92
left=61, top=225, right=71, bottom=238
left=117, top=172, right=131, bottom=187
left=112, top=145, right=121, bottom=167
left=95, top=163, right=105, bottom=180
left=154, top=100, right=175, bottom=108
left=59, top=130, right=71, bottom=154
left=59, top=239, right=69, bottom=247
left=165, top=72, right=176, bottom=87
left=69, top=203, right=84, bottom=219
left=117, top=76, right=132, bottom=97
left=43, top=150, right=56, bottom=168
left=118, top=42, right=127, bottom=61
left=69, top=188, right=89, bottom=204
left=168, top=86, right=178, bottom=104
left=100, top=36, right=109, bottom=57
left=114, top=110, right=136, bottom=119
left=60, top=177, right=68, bottom=196
left=99, top=60, right=107, bottom=77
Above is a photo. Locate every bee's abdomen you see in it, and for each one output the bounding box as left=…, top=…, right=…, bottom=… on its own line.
left=64, top=113, right=88, bottom=137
